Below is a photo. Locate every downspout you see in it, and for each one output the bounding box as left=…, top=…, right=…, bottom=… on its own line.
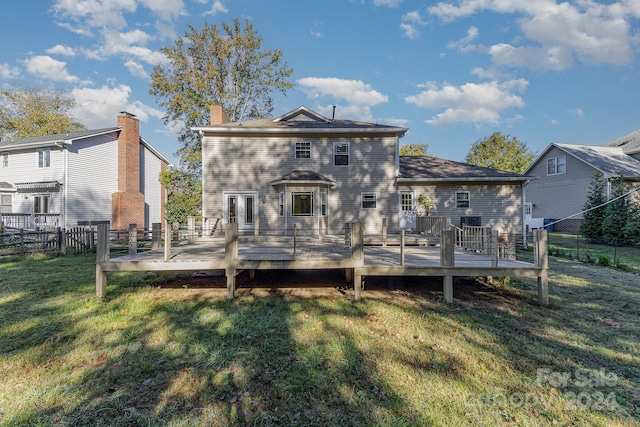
left=522, top=179, right=530, bottom=248
left=60, top=140, right=71, bottom=229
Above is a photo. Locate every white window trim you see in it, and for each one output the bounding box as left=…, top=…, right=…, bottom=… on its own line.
left=361, top=192, right=377, bottom=210
left=38, top=148, right=51, bottom=168
left=291, top=191, right=314, bottom=216
left=1, top=152, right=7, bottom=168
left=295, top=142, right=311, bottom=159
left=547, top=156, right=566, bottom=176
left=455, top=191, right=470, bottom=209
left=333, top=142, right=350, bottom=167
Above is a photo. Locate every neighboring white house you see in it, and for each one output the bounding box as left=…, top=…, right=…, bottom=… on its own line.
left=193, top=106, right=529, bottom=238
left=524, top=139, right=640, bottom=232
left=0, top=112, right=172, bottom=230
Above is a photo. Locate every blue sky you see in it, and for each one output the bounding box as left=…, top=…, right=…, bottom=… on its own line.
left=1, top=0, right=640, bottom=166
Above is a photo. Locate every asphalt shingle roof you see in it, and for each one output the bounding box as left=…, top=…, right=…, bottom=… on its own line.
left=601, top=130, right=640, bottom=155
left=399, top=156, right=529, bottom=181
left=553, top=143, right=640, bottom=178
left=0, top=127, right=119, bottom=148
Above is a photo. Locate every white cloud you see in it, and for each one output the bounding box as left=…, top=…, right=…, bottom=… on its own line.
left=568, top=107, right=585, bottom=120
left=203, top=0, right=228, bottom=16
left=138, top=0, right=185, bottom=20
left=124, top=60, right=148, bottom=78
left=447, top=26, right=480, bottom=53
left=52, top=0, right=137, bottom=30
left=489, top=43, right=574, bottom=71
left=429, top=0, right=636, bottom=69
left=0, top=63, right=20, bottom=80
left=46, top=44, right=77, bottom=57
left=70, top=84, right=162, bottom=128
left=401, top=11, right=426, bottom=39
left=373, top=0, right=403, bottom=7
left=298, top=77, right=388, bottom=107
left=405, top=79, right=528, bottom=127
left=22, top=55, right=80, bottom=83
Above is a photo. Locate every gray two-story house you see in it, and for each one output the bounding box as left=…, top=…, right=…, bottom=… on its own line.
left=194, top=106, right=529, bottom=238
left=0, top=112, right=172, bottom=230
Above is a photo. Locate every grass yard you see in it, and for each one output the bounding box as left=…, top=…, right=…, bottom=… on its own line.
left=0, top=253, right=639, bottom=426
left=531, top=232, right=640, bottom=273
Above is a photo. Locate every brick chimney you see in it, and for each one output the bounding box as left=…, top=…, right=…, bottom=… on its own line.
left=112, top=112, right=145, bottom=229
left=210, top=105, right=228, bottom=125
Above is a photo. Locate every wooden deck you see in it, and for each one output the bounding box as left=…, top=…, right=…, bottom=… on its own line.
left=96, top=223, right=549, bottom=304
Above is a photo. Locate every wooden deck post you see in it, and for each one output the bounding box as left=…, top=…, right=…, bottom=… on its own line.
left=507, top=228, right=516, bottom=260
left=441, top=228, right=454, bottom=303
left=151, top=223, right=161, bottom=251
left=354, top=269, right=363, bottom=300
left=491, top=229, right=499, bottom=268
left=400, top=229, right=405, bottom=266
left=382, top=217, right=387, bottom=247
left=96, top=224, right=109, bottom=298
left=350, top=222, right=363, bottom=260
left=535, top=229, right=549, bottom=305
left=225, top=223, right=238, bottom=300
left=293, top=223, right=297, bottom=259
left=164, top=221, right=171, bottom=262
left=187, top=216, right=196, bottom=242
left=128, top=224, right=137, bottom=255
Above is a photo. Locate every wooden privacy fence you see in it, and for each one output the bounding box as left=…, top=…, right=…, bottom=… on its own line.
left=0, top=227, right=95, bottom=257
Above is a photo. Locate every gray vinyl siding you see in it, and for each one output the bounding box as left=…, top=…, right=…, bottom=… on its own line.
left=67, top=134, right=118, bottom=227
left=399, top=182, right=523, bottom=232
left=525, top=147, right=597, bottom=220
left=203, top=133, right=399, bottom=235
left=141, top=145, right=164, bottom=227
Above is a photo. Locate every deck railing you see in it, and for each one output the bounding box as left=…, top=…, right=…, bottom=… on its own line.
left=0, top=213, right=61, bottom=230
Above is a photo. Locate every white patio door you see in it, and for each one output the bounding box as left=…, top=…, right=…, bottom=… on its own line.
left=399, top=191, right=416, bottom=229
left=225, top=192, right=257, bottom=231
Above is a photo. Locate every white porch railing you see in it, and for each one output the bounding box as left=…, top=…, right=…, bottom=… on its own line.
left=0, top=213, right=61, bottom=230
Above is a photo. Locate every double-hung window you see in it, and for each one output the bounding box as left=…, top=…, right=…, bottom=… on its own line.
left=456, top=191, right=470, bottom=208
left=292, top=192, right=313, bottom=216
left=38, top=148, right=51, bottom=168
left=334, top=142, right=349, bottom=166
left=320, top=192, right=327, bottom=216
left=1, top=152, right=7, bottom=168
left=295, top=142, right=311, bottom=159
left=547, top=156, right=566, bottom=175
left=361, top=192, right=377, bottom=209
left=278, top=192, right=285, bottom=216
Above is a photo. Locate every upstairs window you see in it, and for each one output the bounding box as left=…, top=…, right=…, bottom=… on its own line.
left=547, top=156, right=566, bottom=175
left=1, top=152, right=7, bottom=168
left=38, top=148, right=51, bottom=168
left=334, top=142, right=349, bottom=166
left=295, top=142, right=311, bottom=159
left=456, top=191, right=470, bottom=208
left=361, top=192, right=377, bottom=209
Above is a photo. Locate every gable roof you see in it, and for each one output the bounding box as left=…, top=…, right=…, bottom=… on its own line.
left=601, top=130, right=640, bottom=155
left=271, top=170, right=336, bottom=187
left=398, top=156, right=529, bottom=183
left=525, top=142, right=640, bottom=178
left=0, top=126, right=172, bottom=166
left=0, top=127, right=119, bottom=150
left=192, top=106, right=407, bottom=136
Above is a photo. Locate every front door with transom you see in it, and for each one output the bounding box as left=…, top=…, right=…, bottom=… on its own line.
left=224, top=192, right=257, bottom=231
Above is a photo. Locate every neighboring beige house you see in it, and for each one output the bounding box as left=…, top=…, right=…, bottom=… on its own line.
left=0, top=112, right=172, bottom=230
left=524, top=139, right=640, bottom=232
left=194, top=106, right=529, bottom=238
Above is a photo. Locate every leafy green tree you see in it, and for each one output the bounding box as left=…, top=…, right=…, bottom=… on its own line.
left=150, top=18, right=294, bottom=174
left=0, top=83, right=85, bottom=139
left=464, top=132, right=536, bottom=173
left=580, top=172, right=607, bottom=242
left=160, top=169, right=201, bottom=225
left=602, top=172, right=632, bottom=245
left=399, top=143, right=430, bottom=156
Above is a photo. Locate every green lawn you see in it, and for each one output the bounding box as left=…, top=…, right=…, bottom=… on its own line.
left=528, top=232, right=640, bottom=273
left=0, top=253, right=638, bottom=426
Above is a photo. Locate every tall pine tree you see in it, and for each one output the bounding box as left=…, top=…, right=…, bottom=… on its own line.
left=601, top=172, right=631, bottom=245
left=580, top=172, right=607, bottom=242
